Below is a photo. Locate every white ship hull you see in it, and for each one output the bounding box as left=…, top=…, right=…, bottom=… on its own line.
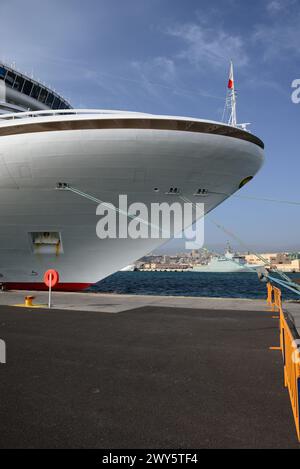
left=191, top=262, right=259, bottom=273
left=0, top=111, right=264, bottom=290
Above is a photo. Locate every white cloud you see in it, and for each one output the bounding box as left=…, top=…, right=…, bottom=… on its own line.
left=267, top=0, right=284, bottom=13
left=132, top=57, right=176, bottom=84
left=131, top=56, right=177, bottom=103
left=167, top=23, right=248, bottom=68
left=253, top=16, right=300, bottom=60
left=266, top=0, right=296, bottom=14
left=243, top=76, right=287, bottom=97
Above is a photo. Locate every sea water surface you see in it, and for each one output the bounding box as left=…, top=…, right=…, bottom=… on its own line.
left=91, top=271, right=300, bottom=300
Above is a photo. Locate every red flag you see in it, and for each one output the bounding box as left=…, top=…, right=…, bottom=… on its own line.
left=228, top=62, right=234, bottom=89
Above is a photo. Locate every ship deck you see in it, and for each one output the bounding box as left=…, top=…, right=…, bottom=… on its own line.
left=0, top=292, right=299, bottom=448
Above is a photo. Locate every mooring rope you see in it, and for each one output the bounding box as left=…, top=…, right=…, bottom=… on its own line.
left=209, top=190, right=300, bottom=206
left=179, top=194, right=300, bottom=296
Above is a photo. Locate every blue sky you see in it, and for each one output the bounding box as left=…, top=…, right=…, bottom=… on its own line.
left=0, top=0, right=299, bottom=253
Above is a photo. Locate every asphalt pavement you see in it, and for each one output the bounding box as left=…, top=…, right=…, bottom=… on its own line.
left=0, top=304, right=298, bottom=448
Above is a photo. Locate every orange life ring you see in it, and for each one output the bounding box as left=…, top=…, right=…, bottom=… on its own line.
left=44, top=269, right=59, bottom=287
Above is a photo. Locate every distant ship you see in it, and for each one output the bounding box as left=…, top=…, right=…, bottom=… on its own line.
left=190, top=247, right=260, bottom=273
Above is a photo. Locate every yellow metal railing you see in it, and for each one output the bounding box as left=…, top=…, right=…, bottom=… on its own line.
left=267, top=282, right=300, bottom=441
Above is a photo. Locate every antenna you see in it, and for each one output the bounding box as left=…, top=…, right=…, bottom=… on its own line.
left=227, top=60, right=237, bottom=127
left=222, top=61, right=250, bottom=131
left=222, top=61, right=237, bottom=127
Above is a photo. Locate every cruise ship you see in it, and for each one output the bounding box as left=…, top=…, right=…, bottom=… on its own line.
left=0, top=62, right=264, bottom=290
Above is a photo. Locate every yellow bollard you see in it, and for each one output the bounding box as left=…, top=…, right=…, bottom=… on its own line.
left=24, top=295, right=35, bottom=307
left=13, top=295, right=46, bottom=308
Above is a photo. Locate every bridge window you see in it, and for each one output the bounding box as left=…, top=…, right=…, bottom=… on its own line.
left=0, top=67, right=5, bottom=79
left=58, top=100, right=67, bottom=109
left=13, top=75, right=24, bottom=91
left=46, top=92, right=54, bottom=107
left=5, top=71, right=16, bottom=87
left=39, top=87, right=48, bottom=103
left=31, top=84, right=40, bottom=99
left=23, top=80, right=33, bottom=95
left=52, top=97, right=60, bottom=109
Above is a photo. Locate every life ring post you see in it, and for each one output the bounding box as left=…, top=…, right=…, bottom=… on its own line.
left=43, top=270, right=59, bottom=308
left=48, top=272, right=52, bottom=308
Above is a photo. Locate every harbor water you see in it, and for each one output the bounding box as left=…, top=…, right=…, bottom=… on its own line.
left=91, top=271, right=300, bottom=300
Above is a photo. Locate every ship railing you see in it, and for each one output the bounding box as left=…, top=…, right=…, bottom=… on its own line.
left=0, top=109, right=150, bottom=121
left=266, top=282, right=300, bottom=441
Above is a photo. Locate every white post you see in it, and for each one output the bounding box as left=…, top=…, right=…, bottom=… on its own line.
left=48, top=273, right=52, bottom=308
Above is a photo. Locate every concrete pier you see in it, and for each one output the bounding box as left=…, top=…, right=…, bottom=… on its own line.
left=0, top=289, right=280, bottom=312
left=0, top=292, right=299, bottom=448
left=0, top=289, right=299, bottom=336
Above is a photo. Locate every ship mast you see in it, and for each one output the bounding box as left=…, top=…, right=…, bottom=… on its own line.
left=227, top=60, right=237, bottom=127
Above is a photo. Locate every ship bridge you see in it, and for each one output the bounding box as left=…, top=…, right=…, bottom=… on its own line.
left=0, top=63, right=72, bottom=113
